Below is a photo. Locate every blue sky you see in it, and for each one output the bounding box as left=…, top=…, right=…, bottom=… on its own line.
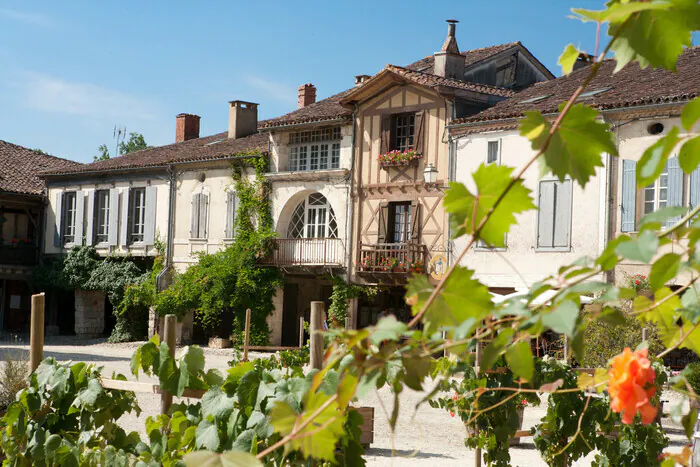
left=0, top=0, right=611, bottom=163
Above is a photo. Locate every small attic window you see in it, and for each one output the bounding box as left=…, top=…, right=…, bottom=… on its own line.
left=519, top=94, right=552, bottom=104
left=580, top=87, right=612, bottom=98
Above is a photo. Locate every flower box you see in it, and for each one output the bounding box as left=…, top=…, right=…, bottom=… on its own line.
left=377, top=149, right=422, bottom=169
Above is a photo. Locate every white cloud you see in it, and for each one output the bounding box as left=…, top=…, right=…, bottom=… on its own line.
left=244, top=75, right=297, bottom=105
left=0, top=8, right=54, bottom=27
left=19, top=71, right=158, bottom=121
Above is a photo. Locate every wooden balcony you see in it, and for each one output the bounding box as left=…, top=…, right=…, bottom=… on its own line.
left=261, top=238, right=345, bottom=267
left=0, top=245, right=39, bottom=266
left=357, top=243, right=427, bottom=280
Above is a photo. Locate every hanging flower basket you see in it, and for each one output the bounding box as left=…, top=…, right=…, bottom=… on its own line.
left=378, top=149, right=422, bottom=169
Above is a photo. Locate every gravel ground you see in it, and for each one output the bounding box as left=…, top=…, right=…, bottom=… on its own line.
left=0, top=338, right=691, bottom=466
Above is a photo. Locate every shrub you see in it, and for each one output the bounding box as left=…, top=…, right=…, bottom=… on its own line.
left=582, top=305, right=662, bottom=368
left=684, top=362, right=700, bottom=396
left=0, top=351, right=28, bottom=411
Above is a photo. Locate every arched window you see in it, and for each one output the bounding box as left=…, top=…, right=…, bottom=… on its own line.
left=287, top=193, right=338, bottom=239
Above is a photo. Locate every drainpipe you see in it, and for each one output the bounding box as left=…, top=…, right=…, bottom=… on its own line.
left=343, top=106, right=358, bottom=329
left=156, top=165, right=177, bottom=291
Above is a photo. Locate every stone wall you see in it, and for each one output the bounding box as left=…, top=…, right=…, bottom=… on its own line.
left=148, top=308, right=194, bottom=345
left=74, top=289, right=105, bottom=338
left=267, top=286, right=284, bottom=346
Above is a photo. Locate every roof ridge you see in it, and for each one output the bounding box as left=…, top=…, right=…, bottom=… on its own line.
left=459, top=41, right=519, bottom=55
left=387, top=64, right=516, bottom=93
left=0, top=139, right=81, bottom=165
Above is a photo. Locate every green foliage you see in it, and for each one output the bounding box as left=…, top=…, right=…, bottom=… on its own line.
left=328, top=277, right=377, bottom=327
left=683, top=362, right=700, bottom=395
left=0, top=358, right=141, bottom=465
left=156, top=152, right=281, bottom=341
left=94, top=132, right=150, bottom=161
left=0, top=350, right=28, bottom=411
left=582, top=306, right=662, bottom=368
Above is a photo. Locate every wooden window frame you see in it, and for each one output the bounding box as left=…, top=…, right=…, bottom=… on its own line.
left=94, top=189, right=110, bottom=245
left=392, top=113, right=416, bottom=152
left=128, top=187, right=146, bottom=244
left=387, top=202, right=411, bottom=244
left=61, top=191, right=77, bottom=245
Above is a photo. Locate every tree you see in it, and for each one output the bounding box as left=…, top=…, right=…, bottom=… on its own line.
left=94, top=132, right=149, bottom=161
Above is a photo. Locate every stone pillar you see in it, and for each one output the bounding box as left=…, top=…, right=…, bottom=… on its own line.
left=267, top=286, right=284, bottom=346
left=74, top=289, right=106, bottom=338
left=348, top=298, right=359, bottom=330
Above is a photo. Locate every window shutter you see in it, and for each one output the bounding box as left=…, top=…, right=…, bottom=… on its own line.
left=53, top=192, right=63, bottom=247
left=199, top=193, right=209, bottom=238
left=553, top=181, right=572, bottom=248
left=621, top=159, right=637, bottom=232
left=143, top=186, right=157, bottom=246
left=377, top=202, right=389, bottom=244
left=225, top=191, right=237, bottom=239
left=380, top=116, right=391, bottom=154
left=666, top=157, right=683, bottom=229
left=74, top=190, right=84, bottom=245
left=119, top=189, right=130, bottom=247
left=537, top=181, right=555, bottom=248
left=190, top=193, right=201, bottom=239
left=410, top=200, right=421, bottom=243
left=690, top=167, right=700, bottom=209
left=85, top=190, right=95, bottom=246
left=108, top=188, right=119, bottom=246
left=413, top=111, right=425, bottom=154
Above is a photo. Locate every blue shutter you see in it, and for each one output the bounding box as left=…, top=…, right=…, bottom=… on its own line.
left=537, top=181, right=555, bottom=248
left=666, top=157, right=683, bottom=229
left=621, top=160, right=637, bottom=232
left=74, top=191, right=84, bottom=246
left=107, top=188, right=119, bottom=246
left=225, top=191, right=236, bottom=239
left=119, top=189, right=130, bottom=247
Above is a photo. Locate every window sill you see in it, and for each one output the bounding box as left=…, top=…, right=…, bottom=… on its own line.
left=535, top=247, right=572, bottom=253
left=475, top=247, right=507, bottom=252
left=189, top=238, right=209, bottom=243
left=94, top=242, right=111, bottom=249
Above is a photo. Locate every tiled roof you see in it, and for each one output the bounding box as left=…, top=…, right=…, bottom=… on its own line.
left=0, top=141, right=82, bottom=195
left=404, top=42, right=521, bottom=73
left=260, top=44, right=523, bottom=129
left=453, top=46, right=700, bottom=126
left=385, top=65, right=514, bottom=97
left=258, top=89, right=354, bottom=129
left=41, top=131, right=269, bottom=176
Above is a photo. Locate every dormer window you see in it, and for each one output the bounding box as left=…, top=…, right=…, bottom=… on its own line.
left=288, top=127, right=341, bottom=172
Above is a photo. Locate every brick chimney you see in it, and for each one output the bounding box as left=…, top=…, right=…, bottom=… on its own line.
left=175, top=113, right=201, bottom=143
left=434, top=19, right=465, bottom=79
left=298, top=84, right=316, bottom=109
left=228, top=101, right=258, bottom=139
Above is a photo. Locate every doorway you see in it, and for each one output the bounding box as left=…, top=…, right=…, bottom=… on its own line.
left=281, top=283, right=299, bottom=346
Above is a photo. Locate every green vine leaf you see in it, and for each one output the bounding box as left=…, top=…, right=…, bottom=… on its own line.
left=444, top=163, right=535, bottom=245
left=615, top=230, right=659, bottom=263
left=558, top=44, right=580, bottom=75
left=649, top=253, right=681, bottom=291
left=184, top=450, right=263, bottom=466
left=520, top=104, right=614, bottom=187
left=682, top=97, right=700, bottom=130
left=481, top=328, right=515, bottom=372
left=680, top=135, right=700, bottom=174
left=505, top=341, right=534, bottom=382
left=195, top=420, right=221, bottom=451
left=541, top=300, right=579, bottom=338
left=637, top=127, right=680, bottom=184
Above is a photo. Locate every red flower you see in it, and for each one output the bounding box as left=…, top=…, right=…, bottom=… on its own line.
left=452, top=393, right=458, bottom=400
left=450, top=411, right=455, bottom=418
left=635, top=280, right=640, bottom=285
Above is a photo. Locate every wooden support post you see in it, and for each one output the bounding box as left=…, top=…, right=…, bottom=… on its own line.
left=299, top=316, right=305, bottom=349
left=30, top=293, right=45, bottom=373
left=160, top=314, right=177, bottom=415
left=310, top=301, right=324, bottom=370
left=563, top=335, right=569, bottom=362
left=243, top=308, right=251, bottom=362
left=475, top=337, right=482, bottom=467
left=642, top=328, right=649, bottom=343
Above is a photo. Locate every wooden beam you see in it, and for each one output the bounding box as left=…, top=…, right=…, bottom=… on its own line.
left=30, top=293, right=45, bottom=373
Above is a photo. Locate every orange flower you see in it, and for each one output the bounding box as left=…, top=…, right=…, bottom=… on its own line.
left=608, top=347, right=657, bottom=425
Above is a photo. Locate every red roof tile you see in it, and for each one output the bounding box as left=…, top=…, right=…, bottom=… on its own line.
left=0, top=141, right=82, bottom=194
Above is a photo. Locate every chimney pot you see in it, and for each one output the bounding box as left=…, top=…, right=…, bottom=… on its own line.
left=298, top=83, right=317, bottom=109
left=228, top=101, right=258, bottom=139
left=573, top=52, right=595, bottom=71
left=176, top=113, right=201, bottom=143
left=355, top=75, right=371, bottom=86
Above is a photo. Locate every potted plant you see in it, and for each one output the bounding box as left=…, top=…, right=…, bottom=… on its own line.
left=410, top=260, right=424, bottom=274
left=377, top=149, right=422, bottom=168
left=382, top=257, right=398, bottom=271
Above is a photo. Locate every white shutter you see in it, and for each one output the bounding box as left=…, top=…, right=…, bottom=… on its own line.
left=85, top=190, right=95, bottom=246
left=54, top=191, right=63, bottom=247
left=143, top=186, right=157, bottom=246
left=74, top=190, right=84, bottom=245
left=108, top=188, right=119, bottom=246
left=537, top=181, right=555, bottom=248
left=199, top=193, right=209, bottom=238
left=225, top=191, right=236, bottom=238
left=666, top=157, right=684, bottom=229
left=119, top=189, right=130, bottom=247
left=553, top=181, right=572, bottom=248
left=190, top=193, right=201, bottom=239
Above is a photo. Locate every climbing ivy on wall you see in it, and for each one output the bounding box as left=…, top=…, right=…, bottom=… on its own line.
left=328, top=277, right=378, bottom=327
left=155, top=150, right=282, bottom=344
